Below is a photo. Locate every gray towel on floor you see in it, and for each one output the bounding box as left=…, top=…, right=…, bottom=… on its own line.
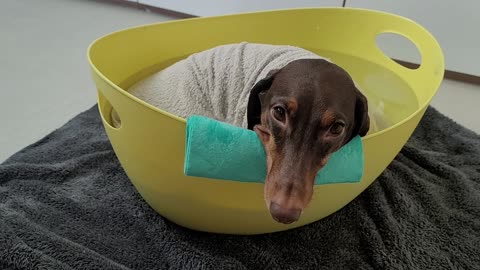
left=1, top=105, right=479, bottom=270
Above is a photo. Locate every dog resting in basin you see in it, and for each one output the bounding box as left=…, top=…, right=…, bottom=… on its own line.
left=111, top=42, right=386, bottom=224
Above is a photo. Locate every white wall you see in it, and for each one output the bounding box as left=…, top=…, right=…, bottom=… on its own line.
left=139, top=0, right=343, bottom=17
left=347, top=0, right=480, bottom=76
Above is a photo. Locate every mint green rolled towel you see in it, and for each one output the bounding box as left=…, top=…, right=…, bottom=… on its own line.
left=184, top=115, right=364, bottom=185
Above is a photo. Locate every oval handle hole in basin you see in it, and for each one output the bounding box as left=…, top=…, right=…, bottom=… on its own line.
left=98, top=91, right=122, bottom=129
left=376, top=32, right=422, bottom=70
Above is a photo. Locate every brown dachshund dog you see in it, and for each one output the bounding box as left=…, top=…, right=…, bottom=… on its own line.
left=247, top=59, right=370, bottom=224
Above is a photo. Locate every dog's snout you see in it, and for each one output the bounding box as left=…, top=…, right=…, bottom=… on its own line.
left=269, top=202, right=301, bottom=224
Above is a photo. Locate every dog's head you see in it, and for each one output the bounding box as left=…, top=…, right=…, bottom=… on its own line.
left=247, top=59, right=370, bottom=224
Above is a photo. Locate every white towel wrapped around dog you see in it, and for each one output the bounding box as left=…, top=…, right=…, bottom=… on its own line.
left=114, top=42, right=325, bottom=128
left=112, top=42, right=385, bottom=132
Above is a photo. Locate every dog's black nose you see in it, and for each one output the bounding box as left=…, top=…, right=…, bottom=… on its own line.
left=269, top=202, right=301, bottom=224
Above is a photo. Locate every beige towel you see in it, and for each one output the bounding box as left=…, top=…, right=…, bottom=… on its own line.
left=113, top=42, right=385, bottom=133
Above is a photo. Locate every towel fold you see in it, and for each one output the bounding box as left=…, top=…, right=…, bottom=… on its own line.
left=184, top=115, right=364, bottom=185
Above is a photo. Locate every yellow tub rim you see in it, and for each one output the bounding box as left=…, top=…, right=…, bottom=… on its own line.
left=87, top=7, right=444, bottom=234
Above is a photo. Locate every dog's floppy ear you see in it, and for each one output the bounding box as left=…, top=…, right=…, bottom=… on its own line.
left=247, top=69, right=279, bottom=130
left=351, top=89, right=370, bottom=138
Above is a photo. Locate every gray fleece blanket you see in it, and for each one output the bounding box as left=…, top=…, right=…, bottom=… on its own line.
left=1, top=105, right=479, bottom=270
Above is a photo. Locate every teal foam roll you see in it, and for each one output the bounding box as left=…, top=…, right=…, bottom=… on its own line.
left=184, top=115, right=364, bottom=185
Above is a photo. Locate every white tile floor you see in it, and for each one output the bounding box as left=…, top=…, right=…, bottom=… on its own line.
left=1, top=0, right=479, bottom=162
left=431, top=79, right=480, bottom=131
left=0, top=0, right=176, bottom=162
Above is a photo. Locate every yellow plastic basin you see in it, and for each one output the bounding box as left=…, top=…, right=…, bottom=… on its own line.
left=87, top=8, right=444, bottom=234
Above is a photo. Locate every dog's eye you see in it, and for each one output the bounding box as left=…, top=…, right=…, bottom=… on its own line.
left=329, top=122, right=345, bottom=135
left=272, top=106, right=286, bottom=122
